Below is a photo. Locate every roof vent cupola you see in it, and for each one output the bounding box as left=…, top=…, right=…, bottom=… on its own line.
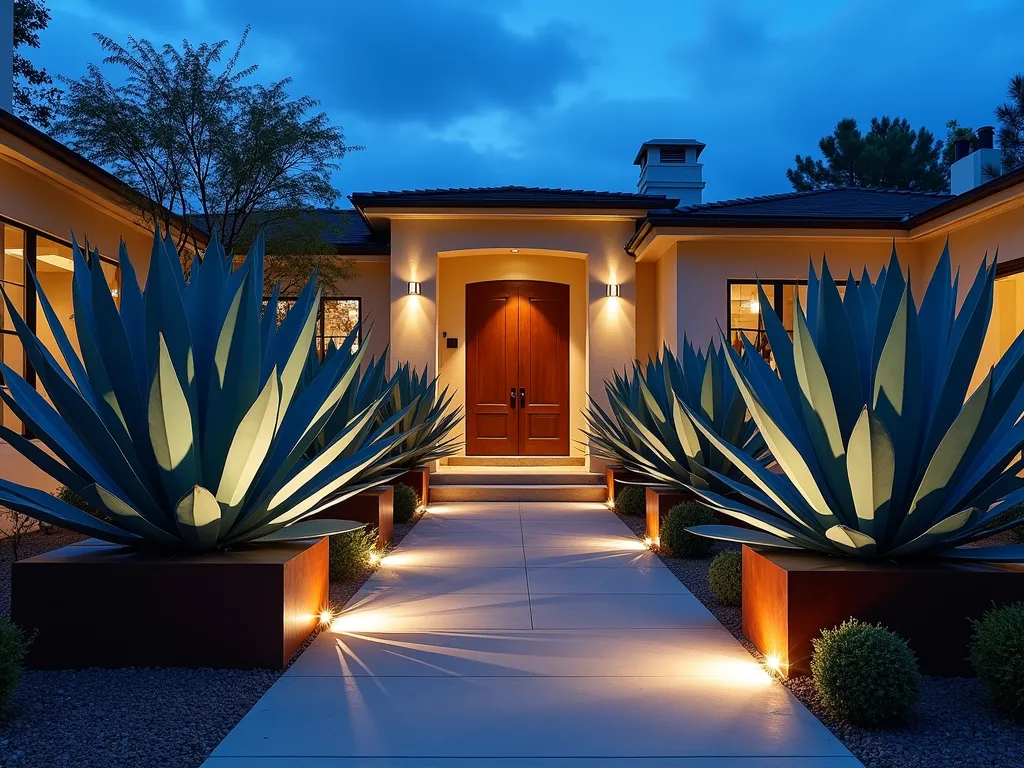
left=634, top=139, right=706, bottom=205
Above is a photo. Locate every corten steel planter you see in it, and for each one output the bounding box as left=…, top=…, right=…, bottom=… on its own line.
left=314, top=486, right=394, bottom=548
left=398, top=466, right=430, bottom=505
left=645, top=486, right=693, bottom=544
left=742, top=545, right=1024, bottom=677
left=12, top=537, right=329, bottom=670
left=605, top=464, right=644, bottom=505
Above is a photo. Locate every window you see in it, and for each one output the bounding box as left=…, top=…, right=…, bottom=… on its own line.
left=263, top=296, right=361, bottom=358
left=0, top=217, right=121, bottom=434
left=728, top=279, right=847, bottom=364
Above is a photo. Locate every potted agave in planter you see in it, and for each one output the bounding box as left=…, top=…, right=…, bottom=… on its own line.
left=681, top=245, right=1024, bottom=676
left=3, top=231, right=407, bottom=670
left=301, top=350, right=462, bottom=542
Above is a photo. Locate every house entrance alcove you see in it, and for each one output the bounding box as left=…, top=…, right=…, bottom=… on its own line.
left=465, top=279, right=569, bottom=456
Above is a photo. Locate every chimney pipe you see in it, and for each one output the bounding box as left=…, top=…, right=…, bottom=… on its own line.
left=977, top=126, right=995, bottom=150
left=953, top=139, right=971, bottom=162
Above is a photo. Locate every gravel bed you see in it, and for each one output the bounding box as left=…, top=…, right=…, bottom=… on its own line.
left=616, top=510, right=1024, bottom=768
left=0, top=510, right=425, bottom=768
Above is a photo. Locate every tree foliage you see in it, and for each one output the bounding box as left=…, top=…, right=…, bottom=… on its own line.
left=53, top=27, right=361, bottom=266
left=996, top=73, right=1024, bottom=173
left=13, top=0, right=62, bottom=128
left=787, top=117, right=945, bottom=192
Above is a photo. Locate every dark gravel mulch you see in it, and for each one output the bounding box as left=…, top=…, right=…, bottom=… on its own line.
left=0, top=510, right=424, bottom=768
left=616, top=511, right=1024, bottom=768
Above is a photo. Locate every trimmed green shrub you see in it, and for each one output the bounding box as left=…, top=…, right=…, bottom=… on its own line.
left=988, top=503, right=1024, bottom=543
left=393, top=483, right=419, bottom=524
left=329, top=527, right=378, bottom=582
left=970, top=602, right=1024, bottom=719
left=614, top=485, right=646, bottom=516
left=0, top=618, right=29, bottom=713
left=55, top=485, right=93, bottom=514
left=708, top=550, right=742, bottom=605
left=811, top=618, right=920, bottom=726
left=661, top=502, right=717, bottom=557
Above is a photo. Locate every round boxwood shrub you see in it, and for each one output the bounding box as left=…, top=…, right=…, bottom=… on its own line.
left=970, top=602, right=1024, bottom=719
left=0, top=618, right=29, bottom=713
left=614, top=485, right=645, bottom=516
left=329, top=526, right=378, bottom=582
left=811, top=618, right=920, bottom=726
left=708, top=550, right=742, bottom=605
left=393, top=482, right=419, bottom=524
left=660, top=502, right=717, bottom=558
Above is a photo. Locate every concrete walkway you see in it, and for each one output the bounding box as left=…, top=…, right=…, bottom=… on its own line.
left=207, top=502, right=858, bottom=766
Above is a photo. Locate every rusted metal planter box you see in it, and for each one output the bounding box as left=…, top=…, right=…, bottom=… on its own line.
left=605, top=464, right=644, bottom=505
left=742, top=545, right=1024, bottom=677
left=314, top=486, right=394, bottom=547
left=12, top=537, right=328, bottom=670
left=644, top=486, right=693, bottom=544
left=397, top=466, right=430, bottom=505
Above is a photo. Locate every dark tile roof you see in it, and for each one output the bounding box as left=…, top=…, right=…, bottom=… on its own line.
left=191, top=209, right=388, bottom=255
left=350, top=185, right=678, bottom=210
left=667, top=187, right=955, bottom=222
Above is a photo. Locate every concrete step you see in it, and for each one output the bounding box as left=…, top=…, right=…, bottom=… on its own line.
left=432, top=471, right=603, bottom=487
left=430, top=484, right=607, bottom=503
left=445, top=456, right=586, bottom=468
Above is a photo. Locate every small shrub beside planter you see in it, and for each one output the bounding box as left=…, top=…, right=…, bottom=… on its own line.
left=614, top=485, right=645, bottom=517
left=330, top=526, right=379, bottom=582
left=0, top=618, right=29, bottom=713
left=811, top=619, right=920, bottom=727
left=661, top=503, right=716, bottom=557
left=708, top=550, right=742, bottom=605
left=970, top=603, right=1024, bottom=720
left=393, top=483, right=419, bottom=524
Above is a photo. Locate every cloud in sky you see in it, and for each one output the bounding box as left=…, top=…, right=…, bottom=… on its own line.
left=39, top=0, right=1024, bottom=204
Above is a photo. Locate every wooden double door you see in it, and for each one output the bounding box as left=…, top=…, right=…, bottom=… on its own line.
left=466, top=280, right=570, bottom=456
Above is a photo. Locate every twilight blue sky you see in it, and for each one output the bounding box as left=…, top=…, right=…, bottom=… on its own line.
left=30, top=0, right=1024, bottom=205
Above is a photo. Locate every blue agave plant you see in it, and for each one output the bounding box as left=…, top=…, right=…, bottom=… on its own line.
left=686, top=244, right=1024, bottom=561
left=0, top=230, right=409, bottom=550
left=584, top=340, right=766, bottom=491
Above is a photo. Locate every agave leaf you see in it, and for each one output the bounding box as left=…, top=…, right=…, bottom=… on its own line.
left=174, top=485, right=222, bottom=550
left=686, top=524, right=804, bottom=549
left=845, top=407, right=894, bottom=541
left=251, top=518, right=365, bottom=542
left=216, top=367, right=280, bottom=511
left=0, top=479, right=141, bottom=544
left=149, top=333, right=198, bottom=505
left=824, top=525, right=877, bottom=556
left=931, top=544, right=1024, bottom=562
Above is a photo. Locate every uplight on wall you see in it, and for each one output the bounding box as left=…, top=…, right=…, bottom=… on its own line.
left=408, top=281, right=421, bottom=296
left=606, top=283, right=621, bottom=298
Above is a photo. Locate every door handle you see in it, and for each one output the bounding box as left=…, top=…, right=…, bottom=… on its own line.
left=510, top=387, right=517, bottom=409
left=519, top=388, right=526, bottom=408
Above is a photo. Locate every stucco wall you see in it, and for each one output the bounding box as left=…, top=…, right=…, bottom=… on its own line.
left=0, top=153, right=154, bottom=264
left=437, top=252, right=588, bottom=456
left=388, top=216, right=638, bottom=461
left=329, top=259, right=391, bottom=367
left=635, top=261, right=658, bottom=361
left=669, top=237, right=922, bottom=349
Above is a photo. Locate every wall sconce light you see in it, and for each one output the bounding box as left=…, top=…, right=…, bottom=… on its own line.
left=408, top=281, right=421, bottom=296
left=606, top=284, right=621, bottom=298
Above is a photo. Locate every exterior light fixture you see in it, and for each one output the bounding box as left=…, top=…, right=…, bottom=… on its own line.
left=764, top=652, right=784, bottom=676
left=510, top=248, right=520, bottom=253
left=408, top=281, right=421, bottom=295
left=368, top=551, right=381, bottom=566
left=317, top=609, right=335, bottom=630
left=607, top=284, right=621, bottom=298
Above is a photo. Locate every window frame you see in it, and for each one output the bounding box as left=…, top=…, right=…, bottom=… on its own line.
left=726, top=277, right=848, bottom=361
left=1, top=214, right=122, bottom=435
left=263, top=295, right=363, bottom=359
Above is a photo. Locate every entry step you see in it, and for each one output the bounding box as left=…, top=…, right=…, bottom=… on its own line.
left=444, top=456, right=586, bottom=468
left=433, top=470, right=603, bottom=487
left=430, top=484, right=607, bottom=503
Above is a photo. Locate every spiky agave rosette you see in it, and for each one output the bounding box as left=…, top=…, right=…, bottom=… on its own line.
left=303, top=346, right=462, bottom=470
left=0, top=229, right=413, bottom=550
left=685, top=243, right=1024, bottom=562
left=584, top=340, right=767, bottom=492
